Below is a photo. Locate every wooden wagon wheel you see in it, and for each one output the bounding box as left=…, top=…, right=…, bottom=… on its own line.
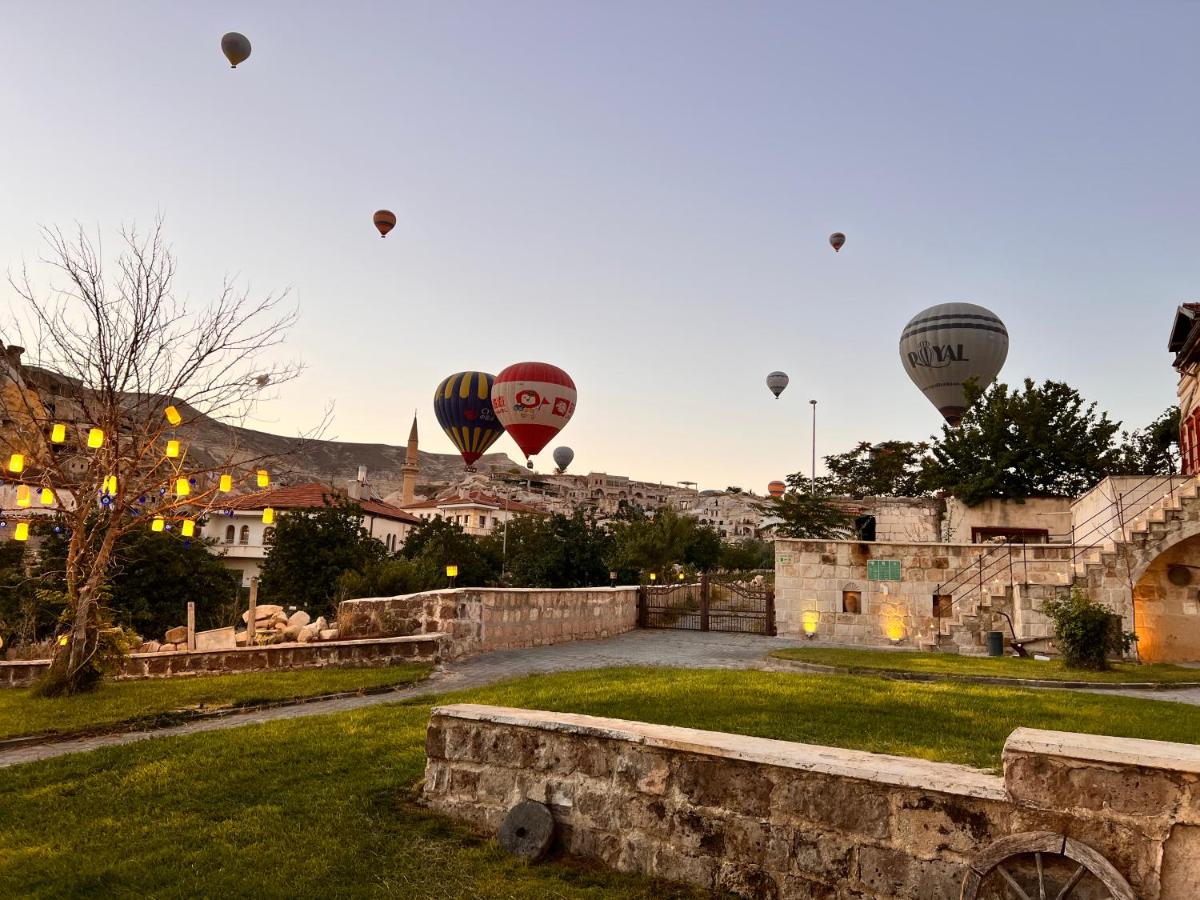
left=960, top=831, right=1135, bottom=900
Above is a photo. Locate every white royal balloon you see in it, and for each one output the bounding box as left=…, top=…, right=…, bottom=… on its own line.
left=898, top=302, right=1008, bottom=425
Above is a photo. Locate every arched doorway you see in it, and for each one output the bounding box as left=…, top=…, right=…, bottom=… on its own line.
left=1131, top=533, right=1200, bottom=663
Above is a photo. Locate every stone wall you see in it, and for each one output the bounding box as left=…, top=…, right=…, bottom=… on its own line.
left=944, top=496, right=1074, bottom=543
left=422, top=704, right=1200, bottom=899
left=775, top=538, right=1078, bottom=651
left=337, top=587, right=638, bottom=659
left=0, top=634, right=442, bottom=688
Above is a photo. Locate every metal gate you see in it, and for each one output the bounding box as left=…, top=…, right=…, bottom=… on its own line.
left=638, top=575, right=775, bottom=635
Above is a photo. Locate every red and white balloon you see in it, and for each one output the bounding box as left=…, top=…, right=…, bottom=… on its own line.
left=491, top=362, right=576, bottom=464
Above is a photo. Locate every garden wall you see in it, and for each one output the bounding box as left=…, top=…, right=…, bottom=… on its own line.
left=0, top=634, right=442, bottom=688
left=422, top=705, right=1200, bottom=899
left=337, top=587, right=638, bottom=660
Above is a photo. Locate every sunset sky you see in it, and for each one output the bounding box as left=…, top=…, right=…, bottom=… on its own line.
left=3, top=2, right=1197, bottom=490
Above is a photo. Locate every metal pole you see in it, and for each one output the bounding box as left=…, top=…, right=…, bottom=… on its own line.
left=247, top=576, right=258, bottom=647
left=502, top=489, right=510, bottom=575
left=809, top=399, right=817, bottom=495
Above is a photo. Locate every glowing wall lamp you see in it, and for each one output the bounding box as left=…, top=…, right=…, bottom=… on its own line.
left=885, top=619, right=905, bottom=644
left=802, top=610, right=820, bottom=639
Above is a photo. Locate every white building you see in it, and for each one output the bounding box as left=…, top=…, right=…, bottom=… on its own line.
left=400, top=491, right=547, bottom=537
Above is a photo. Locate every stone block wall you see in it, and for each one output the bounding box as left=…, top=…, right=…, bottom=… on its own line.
left=338, top=587, right=638, bottom=660
left=775, top=539, right=1078, bottom=650
left=422, top=705, right=1200, bottom=899
left=0, top=634, right=442, bottom=688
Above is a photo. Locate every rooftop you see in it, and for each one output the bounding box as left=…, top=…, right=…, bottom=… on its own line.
left=222, top=482, right=421, bottom=524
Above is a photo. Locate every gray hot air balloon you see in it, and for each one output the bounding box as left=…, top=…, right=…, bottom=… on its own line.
left=553, top=446, right=574, bottom=473
left=766, top=371, right=789, bottom=399
left=221, top=32, right=252, bottom=68
left=899, top=302, right=1008, bottom=426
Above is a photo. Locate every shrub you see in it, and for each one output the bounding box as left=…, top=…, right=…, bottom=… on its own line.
left=1042, top=589, right=1122, bottom=670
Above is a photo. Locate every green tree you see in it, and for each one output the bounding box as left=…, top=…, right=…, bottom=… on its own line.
left=401, top=517, right=500, bottom=587
left=258, top=498, right=387, bottom=616
left=335, top=556, right=440, bottom=602
left=759, top=488, right=853, bottom=539
left=1116, top=406, right=1180, bottom=475
left=823, top=441, right=929, bottom=498
left=718, top=538, right=774, bottom=571
left=607, top=508, right=722, bottom=579
left=495, top=512, right=614, bottom=588
left=0, top=539, right=30, bottom=647
left=921, top=379, right=1122, bottom=506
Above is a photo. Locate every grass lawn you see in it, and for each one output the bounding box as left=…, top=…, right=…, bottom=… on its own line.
left=3, top=667, right=1200, bottom=897
left=0, top=664, right=432, bottom=740
left=770, top=646, right=1200, bottom=683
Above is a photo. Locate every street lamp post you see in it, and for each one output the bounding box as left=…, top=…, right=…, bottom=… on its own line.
left=809, top=399, right=817, bottom=494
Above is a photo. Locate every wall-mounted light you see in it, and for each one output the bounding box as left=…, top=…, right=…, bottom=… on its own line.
left=802, top=610, right=820, bottom=639
left=885, top=618, right=905, bottom=644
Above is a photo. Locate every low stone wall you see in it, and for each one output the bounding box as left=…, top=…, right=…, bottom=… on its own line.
left=423, top=704, right=1200, bottom=899
left=0, top=634, right=443, bottom=688
left=338, top=587, right=638, bottom=660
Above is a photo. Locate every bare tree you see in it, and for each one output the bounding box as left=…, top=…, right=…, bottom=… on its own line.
left=1, top=219, right=320, bottom=695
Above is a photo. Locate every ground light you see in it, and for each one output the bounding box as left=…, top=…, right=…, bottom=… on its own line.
left=885, top=619, right=905, bottom=644
left=609, top=570, right=618, bottom=587
left=802, top=610, right=820, bottom=638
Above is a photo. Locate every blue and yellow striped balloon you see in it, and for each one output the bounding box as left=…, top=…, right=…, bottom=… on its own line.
left=433, top=371, right=506, bottom=467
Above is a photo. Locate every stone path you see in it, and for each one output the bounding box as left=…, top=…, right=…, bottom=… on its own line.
left=3, top=630, right=1198, bottom=769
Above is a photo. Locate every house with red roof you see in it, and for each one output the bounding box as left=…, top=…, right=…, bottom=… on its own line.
left=400, top=490, right=547, bottom=537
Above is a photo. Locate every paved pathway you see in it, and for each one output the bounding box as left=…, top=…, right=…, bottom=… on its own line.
left=3, top=630, right=1198, bottom=769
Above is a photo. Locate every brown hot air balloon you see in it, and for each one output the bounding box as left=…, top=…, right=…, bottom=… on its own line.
left=767, top=480, right=786, bottom=498
left=373, top=210, right=397, bottom=238
left=829, top=232, right=846, bottom=252
left=221, top=32, right=252, bottom=68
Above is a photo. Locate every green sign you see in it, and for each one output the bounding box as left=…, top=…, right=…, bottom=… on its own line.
left=867, top=559, right=902, bottom=582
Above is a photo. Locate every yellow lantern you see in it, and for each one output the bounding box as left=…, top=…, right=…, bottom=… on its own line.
left=165, top=439, right=180, bottom=458
left=219, top=473, right=233, bottom=492
left=16, top=486, right=31, bottom=508
left=445, top=564, right=459, bottom=578
left=165, top=405, right=182, bottom=426
left=87, top=428, right=104, bottom=449
left=58, top=635, right=68, bottom=646
left=13, top=522, right=29, bottom=541
left=102, top=475, right=118, bottom=495
left=151, top=516, right=165, bottom=532
left=256, top=469, right=270, bottom=488
left=176, top=477, right=191, bottom=497
left=7, top=453, right=24, bottom=473
left=181, top=519, right=195, bottom=537
left=50, top=423, right=66, bottom=443
left=39, top=487, right=54, bottom=505
left=261, top=507, right=275, bottom=524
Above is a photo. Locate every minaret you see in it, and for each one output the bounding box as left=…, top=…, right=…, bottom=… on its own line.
left=401, top=414, right=419, bottom=505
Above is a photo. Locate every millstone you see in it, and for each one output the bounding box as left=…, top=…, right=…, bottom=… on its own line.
left=498, top=800, right=554, bottom=861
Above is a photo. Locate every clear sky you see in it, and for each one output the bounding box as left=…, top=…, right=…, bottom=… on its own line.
left=3, top=3, right=1197, bottom=491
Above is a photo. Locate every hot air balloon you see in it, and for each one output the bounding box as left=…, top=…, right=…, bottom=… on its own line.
left=552, top=446, right=574, bottom=473
left=829, top=232, right=846, bottom=252
left=766, top=371, right=789, bottom=399
left=492, top=362, right=576, bottom=464
left=899, top=302, right=1008, bottom=426
left=374, top=210, right=396, bottom=238
left=767, top=480, right=786, bottom=498
left=434, top=371, right=507, bottom=468
left=221, top=32, right=252, bottom=68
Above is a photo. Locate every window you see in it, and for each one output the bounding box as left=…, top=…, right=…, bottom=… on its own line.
left=933, top=595, right=952, bottom=618
left=842, top=591, right=862, bottom=614
left=239, top=525, right=250, bottom=545
left=224, top=524, right=235, bottom=544
left=478, top=515, right=486, bottom=528
left=971, top=527, right=1049, bottom=545
left=263, top=527, right=276, bottom=545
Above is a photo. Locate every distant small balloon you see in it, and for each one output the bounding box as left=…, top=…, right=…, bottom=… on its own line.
left=553, top=446, right=574, bottom=472
left=221, top=32, right=252, bottom=68
left=767, top=480, right=786, bottom=498
left=374, top=210, right=396, bottom=238
left=829, top=232, right=846, bottom=252
left=766, top=371, right=789, bottom=399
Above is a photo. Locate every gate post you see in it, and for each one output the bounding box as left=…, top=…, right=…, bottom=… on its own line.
left=637, top=585, right=647, bottom=628
left=700, top=574, right=710, bottom=632
left=766, top=588, right=777, bottom=637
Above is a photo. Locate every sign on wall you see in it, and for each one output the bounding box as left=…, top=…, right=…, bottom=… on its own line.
left=867, top=559, right=902, bottom=582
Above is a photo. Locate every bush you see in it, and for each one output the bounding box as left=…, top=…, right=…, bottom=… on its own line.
left=335, top=557, right=439, bottom=602
left=1042, top=589, right=1122, bottom=670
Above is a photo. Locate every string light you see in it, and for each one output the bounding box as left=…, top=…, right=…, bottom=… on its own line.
left=262, top=507, right=275, bottom=524
left=164, top=406, right=182, bottom=426
left=87, top=428, right=104, bottom=449
left=7, top=454, right=24, bottom=473
left=151, top=516, right=165, bottom=532
left=102, top=475, right=118, bottom=495
left=219, top=474, right=233, bottom=492
left=39, top=487, right=54, bottom=505
left=165, top=440, right=180, bottom=458
left=13, top=523, right=28, bottom=541
left=256, top=469, right=270, bottom=488
left=181, top=519, right=195, bottom=537
left=175, top=477, right=191, bottom=497
left=15, top=486, right=31, bottom=508
left=50, top=424, right=66, bottom=443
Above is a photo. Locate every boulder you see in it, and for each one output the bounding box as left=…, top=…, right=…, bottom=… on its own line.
left=297, top=624, right=317, bottom=643
left=273, top=620, right=289, bottom=632
left=318, top=628, right=339, bottom=642
left=242, top=604, right=284, bottom=624
left=282, top=624, right=302, bottom=642
left=138, top=640, right=161, bottom=654
left=235, top=630, right=250, bottom=646
left=267, top=631, right=288, bottom=645
left=314, top=616, right=328, bottom=632
left=164, top=626, right=188, bottom=644
left=287, top=610, right=311, bottom=629
left=158, top=643, right=176, bottom=653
